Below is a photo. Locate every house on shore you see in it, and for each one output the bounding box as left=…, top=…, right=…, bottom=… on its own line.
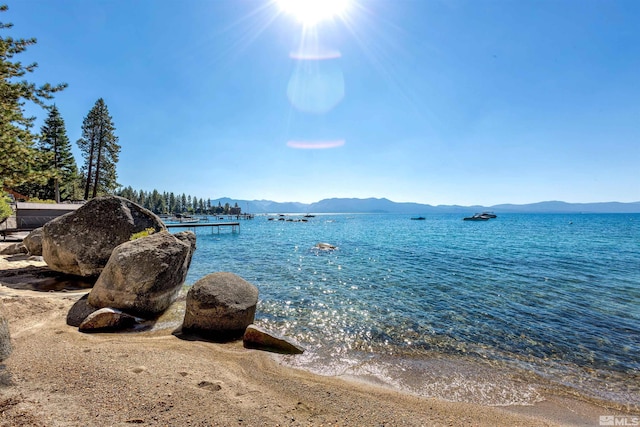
left=1, top=202, right=83, bottom=239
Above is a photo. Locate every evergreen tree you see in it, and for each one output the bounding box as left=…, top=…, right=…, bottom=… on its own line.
left=0, top=192, right=12, bottom=221
left=0, top=5, right=66, bottom=189
left=77, top=98, right=120, bottom=199
left=138, top=189, right=146, bottom=208
left=150, top=189, right=161, bottom=213
left=38, top=105, right=78, bottom=202
left=169, top=192, right=176, bottom=214
left=119, top=185, right=135, bottom=202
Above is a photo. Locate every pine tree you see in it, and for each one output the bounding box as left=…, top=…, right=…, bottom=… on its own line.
left=38, top=105, right=78, bottom=202
left=169, top=192, right=176, bottom=214
left=150, top=189, right=161, bottom=213
left=77, top=99, right=120, bottom=199
left=118, top=185, right=135, bottom=202
left=0, top=5, right=66, bottom=189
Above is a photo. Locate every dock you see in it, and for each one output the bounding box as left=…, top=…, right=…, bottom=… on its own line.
left=165, top=222, right=240, bottom=233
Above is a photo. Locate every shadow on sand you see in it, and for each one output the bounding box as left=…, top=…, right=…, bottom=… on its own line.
left=0, top=257, right=95, bottom=292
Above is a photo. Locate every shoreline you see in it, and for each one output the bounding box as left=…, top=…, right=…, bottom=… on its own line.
left=0, top=247, right=634, bottom=426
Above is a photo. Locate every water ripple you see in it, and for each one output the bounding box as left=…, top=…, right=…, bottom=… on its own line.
left=183, top=213, right=640, bottom=407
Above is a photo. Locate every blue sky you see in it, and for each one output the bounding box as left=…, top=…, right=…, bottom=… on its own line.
left=9, top=0, right=640, bottom=205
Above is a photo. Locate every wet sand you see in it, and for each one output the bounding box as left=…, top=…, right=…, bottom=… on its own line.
left=0, top=243, right=629, bottom=426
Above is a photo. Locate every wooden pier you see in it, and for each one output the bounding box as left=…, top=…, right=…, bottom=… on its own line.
left=165, top=222, right=240, bottom=233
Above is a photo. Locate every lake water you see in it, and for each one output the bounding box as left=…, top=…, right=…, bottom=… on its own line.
left=176, top=213, right=639, bottom=409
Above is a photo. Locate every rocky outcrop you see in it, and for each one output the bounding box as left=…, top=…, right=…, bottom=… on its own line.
left=88, top=231, right=194, bottom=316
left=42, top=196, right=166, bottom=277
left=0, top=302, right=10, bottom=361
left=23, top=227, right=43, bottom=256
left=182, top=272, right=258, bottom=341
left=78, top=308, right=137, bottom=332
left=243, top=324, right=304, bottom=354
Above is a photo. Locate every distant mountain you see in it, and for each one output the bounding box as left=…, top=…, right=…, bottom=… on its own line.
left=208, top=197, right=640, bottom=214
left=491, top=201, right=640, bottom=214
left=308, top=197, right=423, bottom=213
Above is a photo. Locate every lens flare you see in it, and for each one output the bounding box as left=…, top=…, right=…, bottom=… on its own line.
left=290, top=48, right=342, bottom=60
left=277, top=0, right=351, bottom=26
left=287, top=55, right=345, bottom=114
left=287, top=140, right=346, bottom=149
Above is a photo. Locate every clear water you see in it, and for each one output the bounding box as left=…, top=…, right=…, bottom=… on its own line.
left=177, top=213, right=640, bottom=408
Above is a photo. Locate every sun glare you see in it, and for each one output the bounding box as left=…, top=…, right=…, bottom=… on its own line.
left=277, top=0, right=350, bottom=26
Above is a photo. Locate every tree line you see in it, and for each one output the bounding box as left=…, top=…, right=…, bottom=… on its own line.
left=116, top=187, right=241, bottom=216
left=1, top=5, right=120, bottom=206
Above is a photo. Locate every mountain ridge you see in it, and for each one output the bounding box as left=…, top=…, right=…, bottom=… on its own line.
left=213, top=197, right=640, bottom=214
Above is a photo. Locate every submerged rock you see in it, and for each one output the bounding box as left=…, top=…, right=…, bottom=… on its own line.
left=182, top=272, right=258, bottom=341
left=314, top=242, right=337, bottom=251
left=42, top=196, right=166, bottom=277
left=243, top=324, right=304, bottom=354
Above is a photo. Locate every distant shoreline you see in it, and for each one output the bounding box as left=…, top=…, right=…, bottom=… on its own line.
left=209, top=197, right=640, bottom=214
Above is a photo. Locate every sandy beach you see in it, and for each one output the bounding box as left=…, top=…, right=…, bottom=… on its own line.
left=0, top=242, right=626, bottom=426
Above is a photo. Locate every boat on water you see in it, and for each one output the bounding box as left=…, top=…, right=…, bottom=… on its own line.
left=463, top=213, right=491, bottom=221
left=167, top=214, right=202, bottom=223
left=411, top=216, right=426, bottom=220
left=178, top=218, right=200, bottom=223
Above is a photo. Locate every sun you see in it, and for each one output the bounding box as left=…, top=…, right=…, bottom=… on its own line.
left=277, top=0, right=351, bottom=26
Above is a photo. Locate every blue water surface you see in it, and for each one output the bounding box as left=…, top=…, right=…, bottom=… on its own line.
left=175, top=213, right=640, bottom=407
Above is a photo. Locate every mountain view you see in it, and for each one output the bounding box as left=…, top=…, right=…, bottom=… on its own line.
left=214, top=197, right=640, bottom=214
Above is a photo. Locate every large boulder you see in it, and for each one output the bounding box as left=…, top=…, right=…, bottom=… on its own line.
left=42, top=196, right=166, bottom=277
left=88, top=231, right=194, bottom=316
left=173, top=230, right=196, bottom=270
left=182, top=272, right=258, bottom=341
left=23, top=227, right=43, bottom=256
